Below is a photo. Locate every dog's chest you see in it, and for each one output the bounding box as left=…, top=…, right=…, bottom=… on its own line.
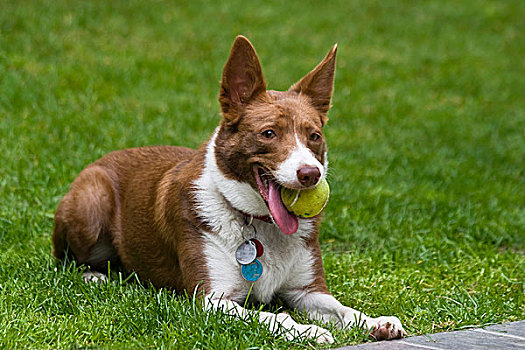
left=202, top=219, right=315, bottom=304
left=192, top=131, right=318, bottom=303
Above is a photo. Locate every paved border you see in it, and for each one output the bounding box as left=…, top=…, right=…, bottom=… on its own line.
left=336, top=321, right=525, bottom=349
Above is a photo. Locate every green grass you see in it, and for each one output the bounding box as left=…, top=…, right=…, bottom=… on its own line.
left=1, top=0, right=524, bottom=348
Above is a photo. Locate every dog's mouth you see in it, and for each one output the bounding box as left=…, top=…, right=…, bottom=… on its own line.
left=253, top=165, right=298, bottom=235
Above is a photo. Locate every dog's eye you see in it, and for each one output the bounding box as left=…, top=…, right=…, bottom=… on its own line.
left=309, top=132, right=321, bottom=141
left=261, top=130, right=276, bottom=139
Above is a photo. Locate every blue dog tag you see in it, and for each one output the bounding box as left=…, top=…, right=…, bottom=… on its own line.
left=241, top=259, right=263, bottom=282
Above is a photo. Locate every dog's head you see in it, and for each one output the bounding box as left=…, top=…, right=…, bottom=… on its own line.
left=213, top=36, right=337, bottom=235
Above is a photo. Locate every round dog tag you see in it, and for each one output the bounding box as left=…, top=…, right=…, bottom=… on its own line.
left=241, top=259, right=263, bottom=282
left=251, top=238, right=264, bottom=257
left=235, top=240, right=257, bottom=265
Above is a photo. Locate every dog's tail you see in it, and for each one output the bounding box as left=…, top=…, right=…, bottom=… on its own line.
left=52, top=215, right=68, bottom=260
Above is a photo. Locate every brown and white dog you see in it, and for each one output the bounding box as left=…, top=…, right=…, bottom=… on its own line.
left=52, top=36, right=405, bottom=343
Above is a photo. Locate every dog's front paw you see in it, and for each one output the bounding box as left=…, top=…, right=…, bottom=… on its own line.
left=369, top=316, right=406, bottom=340
left=287, top=323, right=334, bottom=344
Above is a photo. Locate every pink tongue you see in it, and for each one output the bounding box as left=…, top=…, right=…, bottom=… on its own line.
left=268, top=181, right=298, bottom=235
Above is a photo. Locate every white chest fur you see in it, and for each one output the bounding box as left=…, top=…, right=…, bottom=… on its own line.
left=193, top=130, right=317, bottom=304
left=201, top=218, right=316, bottom=304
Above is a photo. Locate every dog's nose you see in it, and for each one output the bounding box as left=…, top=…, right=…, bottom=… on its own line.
left=297, top=166, right=321, bottom=187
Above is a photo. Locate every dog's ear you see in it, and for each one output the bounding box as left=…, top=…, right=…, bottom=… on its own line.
left=219, top=36, right=267, bottom=124
left=289, top=44, right=337, bottom=125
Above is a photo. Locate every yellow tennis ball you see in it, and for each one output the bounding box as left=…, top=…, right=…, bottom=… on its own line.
left=281, top=178, right=330, bottom=218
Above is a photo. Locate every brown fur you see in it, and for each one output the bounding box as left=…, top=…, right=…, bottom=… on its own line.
left=54, top=146, right=210, bottom=292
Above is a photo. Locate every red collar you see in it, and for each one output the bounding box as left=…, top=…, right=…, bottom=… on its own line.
left=223, top=196, right=274, bottom=224
left=237, top=210, right=274, bottom=224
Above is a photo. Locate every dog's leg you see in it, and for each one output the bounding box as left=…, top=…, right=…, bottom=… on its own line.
left=204, top=295, right=334, bottom=344
left=53, top=165, right=118, bottom=279
left=283, top=291, right=406, bottom=340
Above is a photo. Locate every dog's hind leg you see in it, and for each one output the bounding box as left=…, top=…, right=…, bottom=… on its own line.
left=82, top=271, right=109, bottom=283
left=53, top=165, right=120, bottom=278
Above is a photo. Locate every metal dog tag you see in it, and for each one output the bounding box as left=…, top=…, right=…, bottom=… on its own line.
left=235, top=240, right=257, bottom=265
left=241, top=259, right=263, bottom=282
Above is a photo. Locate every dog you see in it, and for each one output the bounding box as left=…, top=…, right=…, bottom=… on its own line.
left=52, top=35, right=406, bottom=343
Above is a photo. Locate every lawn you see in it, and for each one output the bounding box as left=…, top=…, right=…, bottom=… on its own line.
left=1, top=0, right=524, bottom=348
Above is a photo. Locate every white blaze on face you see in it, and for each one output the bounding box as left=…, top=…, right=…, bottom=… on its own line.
left=274, top=134, right=325, bottom=188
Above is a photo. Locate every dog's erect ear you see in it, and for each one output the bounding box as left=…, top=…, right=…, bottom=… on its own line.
left=289, top=44, right=337, bottom=124
left=219, top=36, right=267, bottom=123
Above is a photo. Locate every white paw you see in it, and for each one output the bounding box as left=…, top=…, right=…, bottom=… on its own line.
left=82, top=271, right=108, bottom=283
left=287, top=323, right=334, bottom=344
left=368, top=316, right=406, bottom=340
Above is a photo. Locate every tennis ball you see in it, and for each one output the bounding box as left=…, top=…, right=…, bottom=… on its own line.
left=281, top=178, right=330, bottom=218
